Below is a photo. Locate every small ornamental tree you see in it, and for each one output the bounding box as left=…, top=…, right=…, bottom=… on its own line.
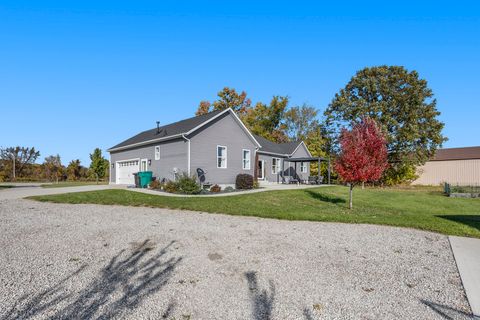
left=335, top=118, right=388, bottom=209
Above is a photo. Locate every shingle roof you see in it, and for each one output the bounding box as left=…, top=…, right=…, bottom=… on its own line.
left=109, top=110, right=224, bottom=150
left=432, top=146, right=480, bottom=161
left=254, top=134, right=302, bottom=155
left=108, top=108, right=305, bottom=154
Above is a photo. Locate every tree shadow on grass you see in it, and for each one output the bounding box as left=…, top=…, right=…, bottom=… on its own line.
left=420, top=299, right=476, bottom=319
left=436, top=215, right=480, bottom=232
left=245, top=271, right=275, bottom=320
left=1, top=240, right=182, bottom=320
left=305, top=189, right=346, bottom=204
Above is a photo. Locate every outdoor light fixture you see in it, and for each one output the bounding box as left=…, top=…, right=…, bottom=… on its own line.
left=111, top=163, right=114, bottom=168
left=148, top=159, right=152, bottom=166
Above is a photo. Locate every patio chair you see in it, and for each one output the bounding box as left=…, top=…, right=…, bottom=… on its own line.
left=308, top=176, right=318, bottom=185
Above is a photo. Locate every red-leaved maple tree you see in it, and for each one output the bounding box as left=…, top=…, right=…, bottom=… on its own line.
left=335, top=117, right=388, bottom=209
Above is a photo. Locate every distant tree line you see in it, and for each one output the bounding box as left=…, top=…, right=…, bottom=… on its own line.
left=0, top=147, right=109, bottom=183
left=197, top=65, right=446, bottom=185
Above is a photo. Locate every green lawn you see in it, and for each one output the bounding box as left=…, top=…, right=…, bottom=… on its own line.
left=28, top=186, right=480, bottom=238
left=41, top=181, right=108, bottom=188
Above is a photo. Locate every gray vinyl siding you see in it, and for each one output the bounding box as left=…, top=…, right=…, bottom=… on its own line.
left=258, top=143, right=311, bottom=183
left=257, top=153, right=285, bottom=183
left=110, top=138, right=188, bottom=183
left=188, top=112, right=256, bottom=185
left=285, top=143, right=311, bottom=181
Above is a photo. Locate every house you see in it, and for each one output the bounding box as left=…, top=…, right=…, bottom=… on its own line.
left=108, top=108, right=324, bottom=186
left=412, top=146, right=480, bottom=186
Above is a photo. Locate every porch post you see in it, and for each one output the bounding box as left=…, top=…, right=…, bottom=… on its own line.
left=294, top=162, right=297, bottom=183
left=280, top=159, right=285, bottom=183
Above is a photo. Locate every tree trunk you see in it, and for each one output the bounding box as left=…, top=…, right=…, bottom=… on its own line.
left=361, top=181, right=365, bottom=189
left=349, top=184, right=353, bottom=209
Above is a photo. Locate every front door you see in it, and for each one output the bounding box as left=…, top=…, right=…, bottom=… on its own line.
left=257, top=160, right=265, bottom=180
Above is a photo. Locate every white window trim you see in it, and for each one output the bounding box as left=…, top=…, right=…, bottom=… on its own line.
left=154, top=146, right=160, bottom=160
left=242, top=149, right=251, bottom=170
left=300, top=161, right=308, bottom=173
left=217, top=145, right=227, bottom=169
left=272, top=157, right=281, bottom=174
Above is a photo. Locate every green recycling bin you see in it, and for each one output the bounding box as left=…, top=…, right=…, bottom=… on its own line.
left=138, top=171, right=153, bottom=188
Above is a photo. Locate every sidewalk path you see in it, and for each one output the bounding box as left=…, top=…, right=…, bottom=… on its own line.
left=129, top=183, right=327, bottom=198
left=450, top=236, right=480, bottom=318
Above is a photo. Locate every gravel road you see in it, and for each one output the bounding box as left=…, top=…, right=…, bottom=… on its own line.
left=0, top=198, right=474, bottom=319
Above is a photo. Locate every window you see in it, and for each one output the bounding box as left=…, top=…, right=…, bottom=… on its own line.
left=300, top=161, right=308, bottom=173
left=242, top=149, right=251, bottom=170
left=154, top=146, right=160, bottom=160
left=272, top=158, right=281, bottom=174
left=217, top=146, right=227, bottom=168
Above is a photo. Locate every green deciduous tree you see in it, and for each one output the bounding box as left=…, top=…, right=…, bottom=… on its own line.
left=243, top=96, right=290, bottom=143
left=324, top=65, right=446, bottom=184
left=89, top=148, right=109, bottom=182
left=66, top=159, right=82, bottom=181
left=43, top=154, right=63, bottom=183
left=196, top=87, right=251, bottom=116
left=284, top=104, right=319, bottom=141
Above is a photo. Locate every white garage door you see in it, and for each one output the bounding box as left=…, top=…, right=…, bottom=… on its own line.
left=117, top=160, right=139, bottom=184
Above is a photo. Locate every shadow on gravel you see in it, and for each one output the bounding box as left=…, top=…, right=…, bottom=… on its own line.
left=245, top=271, right=275, bottom=320
left=421, top=299, right=476, bottom=319
left=305, top=189, right=345, bottom=204
left=1, top=240, right=182, bottom=320
left=303, top=308, right=315, bottom=320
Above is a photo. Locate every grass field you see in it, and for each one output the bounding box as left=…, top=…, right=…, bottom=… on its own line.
left=41, top=181, right=108, bottom=188
left=29, top=186, right=480, bottom=238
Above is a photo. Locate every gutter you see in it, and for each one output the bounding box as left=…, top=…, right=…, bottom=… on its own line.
left=107, top=133, right=184, bottom=152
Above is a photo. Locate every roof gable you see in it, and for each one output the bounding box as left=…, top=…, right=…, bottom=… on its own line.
left=108, top=108, right=261, bottom=152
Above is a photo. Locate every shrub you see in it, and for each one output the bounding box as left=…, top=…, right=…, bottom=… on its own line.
left=253, top=180, right=259, bottom=189
left=164, top=180, right=179, bottom=193
left=177, top=173, right=202, bottom=194
left=149, top=179, right=162, bottom=190
left=210, top=184, right=221, bottom=193
left=224, top=186, right=235, bottom=192
left=383, top=164, right=418, bottom=186
left=236, top=174, right=254, bottom=189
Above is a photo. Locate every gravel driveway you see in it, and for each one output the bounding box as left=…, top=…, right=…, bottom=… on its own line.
left=0, top=199, right=474, bottom=319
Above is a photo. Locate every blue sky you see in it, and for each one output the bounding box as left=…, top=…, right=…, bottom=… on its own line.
left=1, top=1, right=479, bottom=165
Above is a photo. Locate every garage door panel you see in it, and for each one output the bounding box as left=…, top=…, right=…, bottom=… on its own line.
left=117, top=160, right=139, bottom=184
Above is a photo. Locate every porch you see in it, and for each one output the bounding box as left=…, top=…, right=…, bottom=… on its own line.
left=256, top=156, right=331, bottom=185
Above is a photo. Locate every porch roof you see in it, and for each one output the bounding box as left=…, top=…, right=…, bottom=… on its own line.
left=287, top=156, right=326, bottom=162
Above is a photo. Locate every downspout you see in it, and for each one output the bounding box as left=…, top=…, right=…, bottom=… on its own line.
left=182, top=134, right=191, bottom=176
left=254, top=147, right=259, bottom=181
